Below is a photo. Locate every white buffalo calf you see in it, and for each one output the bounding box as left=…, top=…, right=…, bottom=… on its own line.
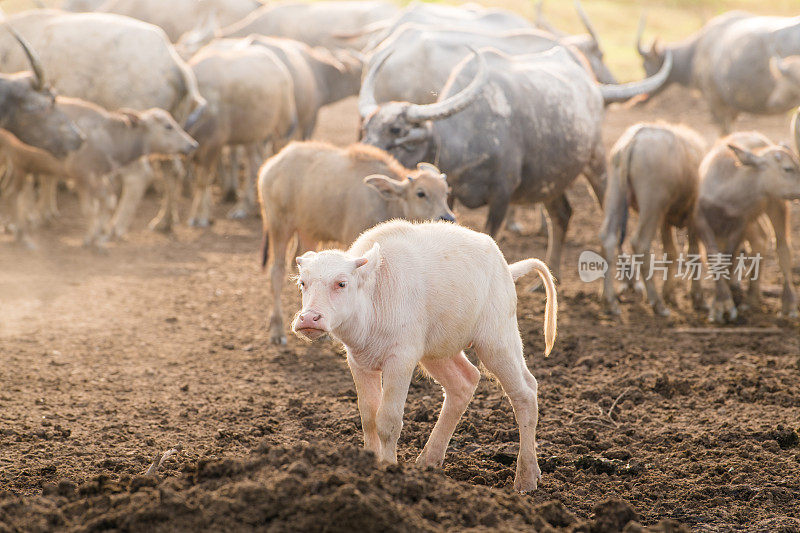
left=291, top=220, right=557, bottom=492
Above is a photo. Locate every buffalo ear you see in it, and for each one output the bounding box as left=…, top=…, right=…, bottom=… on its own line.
left=728, top=144, right=763, bottom=168
left=119, top=108, right=141, bottom=128
left=364, top=174, right=405, bottom=199
left=296, top=251, right=317, bottom=267
left=353, top=243, right=381, bottom=274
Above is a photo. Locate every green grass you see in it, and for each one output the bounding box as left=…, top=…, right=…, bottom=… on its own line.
left=3, top=0, right=796, bottom=80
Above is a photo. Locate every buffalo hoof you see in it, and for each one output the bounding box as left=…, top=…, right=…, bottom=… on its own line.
left=652, top=302, right=671, bottom=318
left=709, top=299, right=736, bottom=323
left=415, top=449, right=444, bottom=469
left=603, top=298, right=622, bottom=316
left=226, top=206, right=251, bottom=220
left=270, top=333, right=287, bottom=345
left=505, top=220, right=524, bottom=235
left=188, top=217, right=212, bottom=228
left=779, top=307, right=799, bottom=319
left=691, top=292, right=708, bottom=311
left=513, top=468, right=541, bottom=493
left=148, top=215, right=173, bottom=234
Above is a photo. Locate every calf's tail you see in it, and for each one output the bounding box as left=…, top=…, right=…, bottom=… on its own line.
left=509, top=258, right=557, bottom=356
left=601, top=132, right=636, bottom=248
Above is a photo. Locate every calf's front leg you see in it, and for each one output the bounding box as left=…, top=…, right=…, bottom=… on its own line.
left=347, top=354, right=383, bottom=456
left=374, top=355, right=416, bottom=463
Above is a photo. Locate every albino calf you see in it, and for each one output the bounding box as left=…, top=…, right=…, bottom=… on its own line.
left=599, top=123, right=707, bottom=316
left=694, top=125, right=800, bottom=322
left=292, top=220, right=557, bottom=492
left=259, top=142, right=455, bottom=345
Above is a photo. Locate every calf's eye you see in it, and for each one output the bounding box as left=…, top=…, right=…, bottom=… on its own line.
left=416, top=190, right=426, bottom=198
left=338, top=281, right=347, bottom=288
left=389, top=127, right=401, bottom=135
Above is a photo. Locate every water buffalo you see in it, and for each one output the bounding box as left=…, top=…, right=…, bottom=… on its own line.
left=360, top=47, right=672, bottom=279
left=599, top=123, right=707, bottom=317
left=259, top=142, right=455, bottom=345
left=94, top=0, right=261, bottom=42
left=637, top=12, right=800, bottom=133
left=693, top=124, right=800, bottom=323
left=0, top=26, right=83, bottom=159
left=352, top=2, right=532, bottom=53
left=176, top=1, right=398, bottom=58
left=363, top=25, right=611, bottom=106
left=291, top=219, right=556, bottom=492
left=183, top=42, right=297, bottom=227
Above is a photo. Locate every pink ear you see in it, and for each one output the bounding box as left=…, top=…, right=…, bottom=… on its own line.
left=354, top=258, right=368, bottom=268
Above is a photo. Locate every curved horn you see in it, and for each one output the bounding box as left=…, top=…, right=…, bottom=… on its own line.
left=416, top=162, right=441, bottom=175
left=534, top=1, right=566, bottom=38
left=406, top=48, right=487, bottom=123
left=635, top=12, right=648, bottom=56
left=183, top=101, right=206, bottom=132
left=792, top=107, right=800, bottom=157
left=357, top=47, right=392, bottom=119
left=5, top=24, right=46, bottom=91
left=600, top=50, right=672, bottom=104
left=574, top=0, right=599, bottom=44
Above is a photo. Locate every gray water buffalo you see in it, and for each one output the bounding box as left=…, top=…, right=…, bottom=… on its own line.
left=693, top=124, right=800, bottom=323
left=599, top=123, right=707, bottom=317
left=0, top=27, right=83, bottom=159
left=207, top=35, right=362, bottom=140
left=637, top=12, right=800, bottom=133
left=94, top=0, right=261, bottom=42
left=353, top=2, right=532, bottom=53
left=259, top=141, right=454, bottom=345
left=183, top=42, right=297, bottom=227
left=364, top=25, right=610, bottom=106
left=360, top=47, right=672, bottom=278
left=176, top=1, right=398, bottom=58
left=1, top=100, right=196, bottom=248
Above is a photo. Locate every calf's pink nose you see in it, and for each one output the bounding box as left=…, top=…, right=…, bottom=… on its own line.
left=296, top=311, right=323, bottom=329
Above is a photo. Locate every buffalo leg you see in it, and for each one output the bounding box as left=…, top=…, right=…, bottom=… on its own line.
left=268, top=225, right=291, bottom=345
left=687, top=225, right=706, bottom=310
left=416, top=352, right=480, bottom=468
left=741, top=219, right=768, bottom=311
left=484, top=192, right=511, bottom=238
left=766, top=200, right=798, bottom=317
left=347, top=353, right=383, bottom=456
left=543, top=194, right=571, bottom=281
left=374, top=355, right=417, bottom=464
left=474, top=330, right=540, bottom=492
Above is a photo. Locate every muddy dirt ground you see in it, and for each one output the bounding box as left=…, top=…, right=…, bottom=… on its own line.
left=1, top=88, right=799, bottom=532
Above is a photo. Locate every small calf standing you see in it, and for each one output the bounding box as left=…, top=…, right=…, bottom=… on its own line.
left=259, top=141, right=455, bottom=345
left=599, top=123, right=707, bottom=316
left=694, top=126, right=800, bottom=322
left=292, top=220, right=557, bottom=492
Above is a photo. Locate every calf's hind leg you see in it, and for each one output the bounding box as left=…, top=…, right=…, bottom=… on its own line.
left=267, top=224, right=292, bottom=345
left=416, top=352, right=480, bottom=468
left=474, top=332, right=540, bottom=492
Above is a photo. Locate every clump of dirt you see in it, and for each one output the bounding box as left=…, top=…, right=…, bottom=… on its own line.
left=0, top=441, right=687, bottom=533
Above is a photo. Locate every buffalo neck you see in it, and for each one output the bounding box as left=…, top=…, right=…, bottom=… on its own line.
left=108, top=119, right=147, bottom=167
left=666, top=37, right=698, bottom=88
